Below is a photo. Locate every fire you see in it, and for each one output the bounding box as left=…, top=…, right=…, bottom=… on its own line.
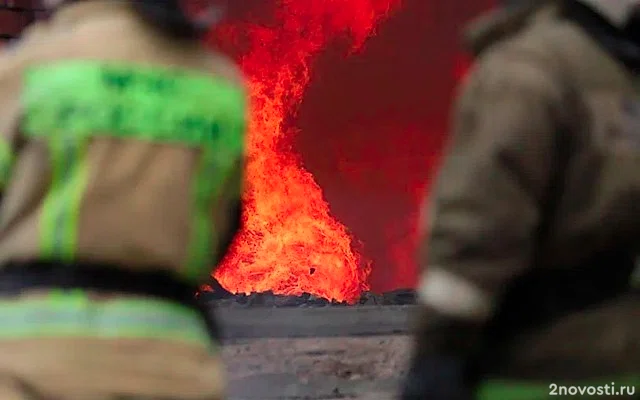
left=209, top=0, right=400, bottom=303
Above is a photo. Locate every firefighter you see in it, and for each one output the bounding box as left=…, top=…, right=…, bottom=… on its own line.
left=0, top=0, right=246, bottom=399
left=401, top=0, right=640, bottom=399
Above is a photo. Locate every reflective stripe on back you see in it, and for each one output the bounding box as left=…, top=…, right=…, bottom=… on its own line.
left=40, top=138, right=90, bottom=261
left=0, top=290, right=213, bottom=348
left=0, top=138, right=13, bottom=188
left=20, top=61, right=247, bottom=274
left=22, top=61, right=246, bottom=149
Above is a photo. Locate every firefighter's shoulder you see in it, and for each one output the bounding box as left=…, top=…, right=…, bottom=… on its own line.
left=0, top=21, right=49, bottom=61
left=462, top=20, right=579, bottom=107
left=205, top=50, right=247, bottom=89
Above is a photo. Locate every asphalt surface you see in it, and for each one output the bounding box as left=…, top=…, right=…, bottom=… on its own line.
left=222, top=335, right=412, bottom=400
left=217, top=306, right=416, bottom=399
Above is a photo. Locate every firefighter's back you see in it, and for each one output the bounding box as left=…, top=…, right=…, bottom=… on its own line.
left=0, top=1, right=246, bottom=399
left=0, top=1, right=245, bottom=278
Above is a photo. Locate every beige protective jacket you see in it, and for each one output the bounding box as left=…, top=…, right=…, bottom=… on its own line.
left=0, top=1, right=246, bottom=282
left=0, top=2, right=247, bottom=399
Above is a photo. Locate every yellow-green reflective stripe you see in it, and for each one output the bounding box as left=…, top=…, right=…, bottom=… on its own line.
left=0, top=291, right=213, bottom=349
left=0, top=138, right=14, bottom=187
left=185, top=149, right=239, bottom=280
left=478, top=377, right=640, bottom=400
left=22, top=61, right=247, bottom=151
left=40, top=139, right=89, bottom=261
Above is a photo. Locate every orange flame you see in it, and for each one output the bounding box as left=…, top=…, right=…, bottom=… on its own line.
left=210, top=1, right=400, bottom=303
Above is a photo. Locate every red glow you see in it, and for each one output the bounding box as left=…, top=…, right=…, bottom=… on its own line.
left=454, top=52, right=474, bottom=82
left=209, top=0, right=401, bottom=303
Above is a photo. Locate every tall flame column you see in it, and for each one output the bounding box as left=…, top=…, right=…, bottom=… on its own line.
left=211, top=0, right=401, bottom=303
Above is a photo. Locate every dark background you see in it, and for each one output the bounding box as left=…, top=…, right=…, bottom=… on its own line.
left=293, top=0, right=495, bottom=291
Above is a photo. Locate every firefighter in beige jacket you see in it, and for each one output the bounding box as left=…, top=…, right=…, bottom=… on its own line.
left=402, top=0, right=640, bottom=399
left=0, top=1, right=247, bottom=399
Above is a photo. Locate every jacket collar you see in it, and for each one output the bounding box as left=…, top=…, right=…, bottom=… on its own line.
left=575, top=0, right=639, bottom=28
left=51, top=0, right=133, bottom=26
left=463, top=1, right=557, bottom=56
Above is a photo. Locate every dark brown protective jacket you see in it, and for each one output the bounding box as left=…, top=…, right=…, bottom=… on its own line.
left=417, top=1, right=639, bottom=380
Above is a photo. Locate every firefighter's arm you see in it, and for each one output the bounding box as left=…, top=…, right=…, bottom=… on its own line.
left=402, top=54, right=564, bottom=399
left=215, top=156, right=244, bottom=266
left=419, top=54, right=564, bottom=349
left=204, top=159, right=243, bottom=295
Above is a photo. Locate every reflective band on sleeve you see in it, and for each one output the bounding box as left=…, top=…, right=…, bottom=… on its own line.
left=418, top=267, right=494, bottom=321
left=0, top=291, right=214, bottom=349
left=0, top=137, right=14, bottom=187
left=21, top=61, right=247, bottom=270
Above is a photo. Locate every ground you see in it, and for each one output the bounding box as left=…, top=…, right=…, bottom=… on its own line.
left=222, top=335, right=412, bottom=400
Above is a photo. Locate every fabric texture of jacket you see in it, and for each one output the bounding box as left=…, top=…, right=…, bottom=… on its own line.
left=0, top=1, right=247, bottom=399
left=415, top=0, right=640, bottom=386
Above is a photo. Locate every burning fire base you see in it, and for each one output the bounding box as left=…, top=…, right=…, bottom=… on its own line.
left=202, top=281, right=417, bottom=339
left=202, top=287, right=417, bottom=308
